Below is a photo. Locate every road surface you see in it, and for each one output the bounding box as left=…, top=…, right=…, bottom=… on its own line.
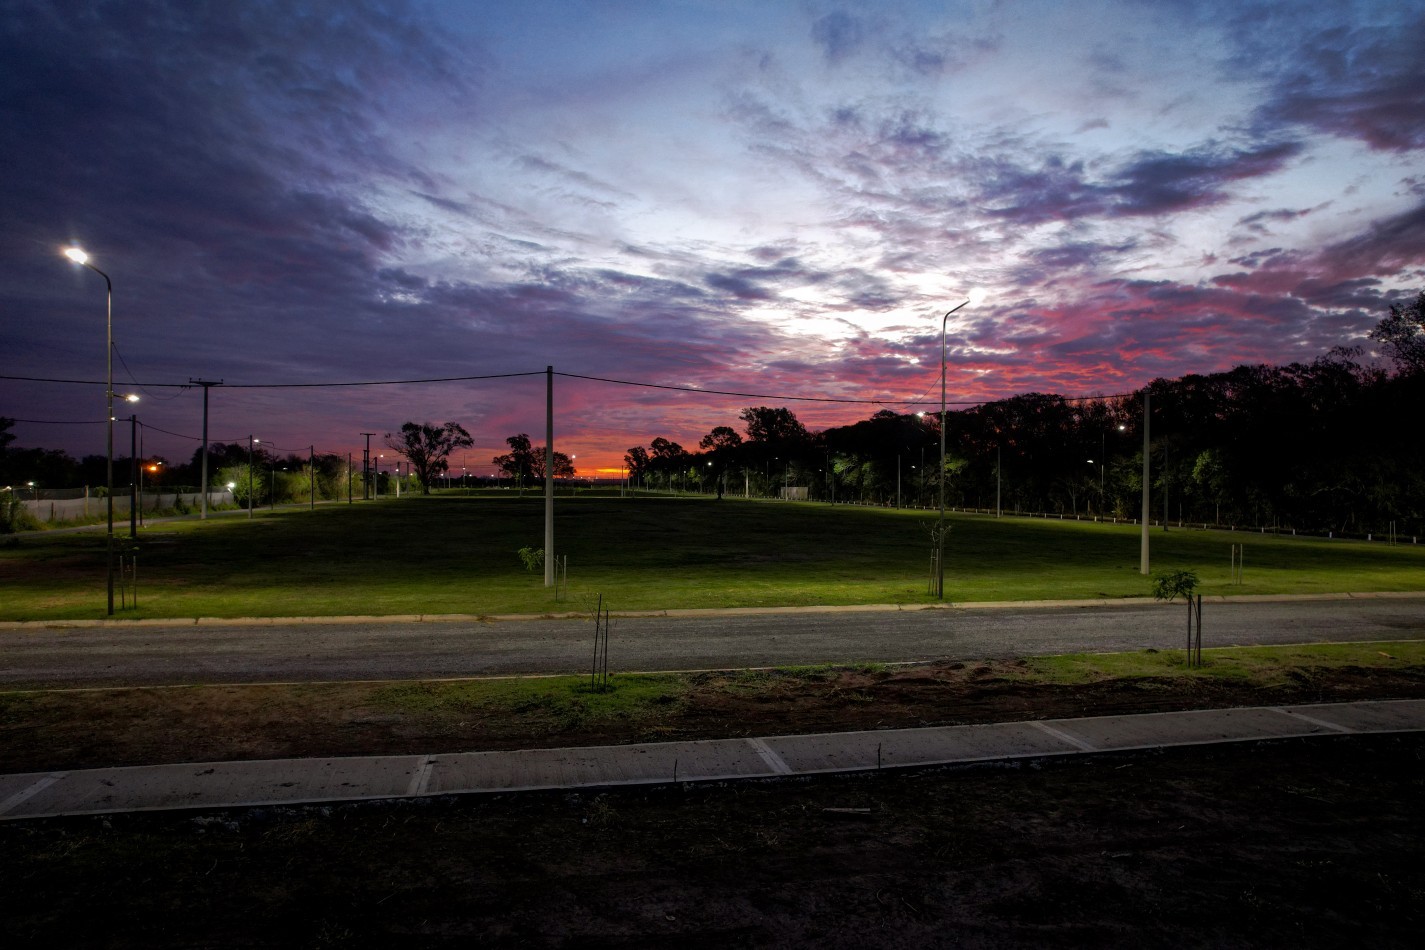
left=2, top=597, right=1422, bottom=688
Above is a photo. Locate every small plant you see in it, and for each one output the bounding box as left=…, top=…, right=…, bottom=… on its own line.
left=0, top=493, right=37, bottom=534
left=1152, top=569, right=1199, bottom=602
left=517, top=546, right=545, bottom=572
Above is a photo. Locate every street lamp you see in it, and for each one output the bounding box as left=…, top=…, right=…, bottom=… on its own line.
left=64, top=246, right=121, bottom=614
left=270, top=464, right=284, bottom=510
left=935, top=288, right=985, bottom=599
left=248, top=436, right=259, bottom=519
left=140, top=462, right=161, bottom=528
left=1095, top=424, right=1126, bottom=518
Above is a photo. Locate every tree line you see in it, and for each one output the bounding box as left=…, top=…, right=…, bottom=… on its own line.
left=623, top=294, right=1424, bottom=536
left=5, top=292, right=1422, bottom=534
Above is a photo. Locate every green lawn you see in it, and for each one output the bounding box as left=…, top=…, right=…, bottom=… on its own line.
left=0, top=493, right=1421, bottom=620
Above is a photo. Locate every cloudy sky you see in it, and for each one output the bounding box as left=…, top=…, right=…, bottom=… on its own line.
left=3, top=0, right=1422, bottom=474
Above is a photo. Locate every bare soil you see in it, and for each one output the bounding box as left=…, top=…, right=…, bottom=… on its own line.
left=1, top=735, right=1421, bottom=948
left=2, top=661, right=1422, bottom=947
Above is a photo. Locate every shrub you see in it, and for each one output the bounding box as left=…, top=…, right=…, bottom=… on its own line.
left=1152, top=569, right=1199, bottom=602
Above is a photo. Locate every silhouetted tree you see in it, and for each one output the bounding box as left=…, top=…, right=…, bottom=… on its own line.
left=1370, top=290, right=1425, bottom=374
left=739, top=406, right=810, bottom=445
left=386, top=421, right=474, bottom=495
left=494, top=434, right=537, bottom=487
left=624, top=445, right=650, bottom=483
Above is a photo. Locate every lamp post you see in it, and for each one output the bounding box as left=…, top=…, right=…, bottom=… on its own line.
left=248, top=436, right=259, bottom=519
left=1095, top=424, right=1126, bottom=518
left=64, top=247, right=120, bottom=615
left=128, top=411, right=139, bottom=539
left=141, top=462, right=160, bottom=528
left=935, top=289, right=985, bottom=599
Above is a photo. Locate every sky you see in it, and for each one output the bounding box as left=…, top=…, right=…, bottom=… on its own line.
left=2, top=0, right=1423, bottom=476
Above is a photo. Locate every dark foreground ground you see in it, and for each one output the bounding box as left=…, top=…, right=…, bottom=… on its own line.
left=2, top=733, right=1421, bottom=948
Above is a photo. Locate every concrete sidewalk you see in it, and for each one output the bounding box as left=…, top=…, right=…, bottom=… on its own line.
left=2, top=699, right=1422, bottom=821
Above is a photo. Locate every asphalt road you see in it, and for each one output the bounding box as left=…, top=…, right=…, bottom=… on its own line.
left=2, top=597, right=1423, bottom=688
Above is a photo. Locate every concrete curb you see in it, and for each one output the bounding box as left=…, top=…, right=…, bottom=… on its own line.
left=1, top=699, right=1421, bottom=821
left=4, top=590, right=1424, bottom=631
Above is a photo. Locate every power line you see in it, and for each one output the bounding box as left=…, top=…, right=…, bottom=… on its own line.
left=113, top=344, right=187, bottom=401
left=2, top=369, right=1135, bottom=406
left=222, top=371, right=544, bottom=389
left=7, top=418, right=104, bottom=425
left=552, top=371, right=938, bottom=405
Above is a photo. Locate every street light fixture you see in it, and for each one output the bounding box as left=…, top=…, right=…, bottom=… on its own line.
left=935, top=288, right=985, bottom=599
left=64, top=246, right=119, bottom=614
left=248, top=436, right=260, bottom=519
left=1096, top=424, right=1127, bottom=518
left=140, top=462, right=161, bottom=528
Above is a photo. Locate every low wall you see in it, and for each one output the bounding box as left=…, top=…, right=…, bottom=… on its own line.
left=20, top=491, right=235, bottom=523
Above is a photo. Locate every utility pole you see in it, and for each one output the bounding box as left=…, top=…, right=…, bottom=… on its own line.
left=996, top=444, right=1001, bottom=518
left=190, top=379, right=223, bottom=519
left=309, top=445, right=316, bottom=511
left=360, top=433, right=374, bottom=500
left=129, top=415, right=138, bottom=539
left=1140, top=392, right=1151, bottom=575
left=544, top=366, right=554, bottom=588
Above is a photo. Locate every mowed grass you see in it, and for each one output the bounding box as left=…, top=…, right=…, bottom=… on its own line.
left=0, top=492, right=1422, bottom=620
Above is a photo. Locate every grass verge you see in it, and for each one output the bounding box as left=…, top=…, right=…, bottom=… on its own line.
left=2, top=641, right=1421, bottom=773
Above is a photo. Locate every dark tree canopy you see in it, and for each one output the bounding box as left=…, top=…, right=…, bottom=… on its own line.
left=386, top=421, right=474, bottom=494
left=493, top=433, right=537, bottom=484
left=739, top=406, right=809, bottom=445
left=699, top=425, right=743, bottom=451
left=1370, top=290, right=1425, bottom=374
left=623, top=445, right=650, bottom=479
left=493, top=433, right=574, bottom=482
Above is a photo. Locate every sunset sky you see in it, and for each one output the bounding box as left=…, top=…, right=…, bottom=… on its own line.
left=3, top=0, right=1422, bottom=475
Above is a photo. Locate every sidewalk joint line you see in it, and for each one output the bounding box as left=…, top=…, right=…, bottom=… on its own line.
left=0, top=772, right=67, bottom=817
left=407, top=756, right=435, bottom=797
left=1029, top=720, right=1100, bottom=752
left=1272, top=707, right=1354, bottom=734
left=745, top=738, right=793, bottom=775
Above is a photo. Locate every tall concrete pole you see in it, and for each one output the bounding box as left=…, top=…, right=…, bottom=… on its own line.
left=191, top=379, right=222, bottom=519
left=544, top=366, right=555, bottom=588
left=1140, top=391, right=1151, bottom=575
left=361, top=433, right=374, bottom=500
left=129, top=415, right=138, bottom=539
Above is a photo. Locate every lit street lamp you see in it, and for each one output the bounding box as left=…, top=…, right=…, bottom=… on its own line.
left=63, top=246, right=121, bottom=614
left=936, top=288, right=986, bottom=599
left=140, top=462, right=160, bottom=528
left=248, top=436, right=259, bottom=519
left=1095, top=424, right=1127, bottom=518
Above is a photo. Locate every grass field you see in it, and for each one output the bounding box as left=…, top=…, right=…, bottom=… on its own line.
left=1, top=492, right=1422, bottom=620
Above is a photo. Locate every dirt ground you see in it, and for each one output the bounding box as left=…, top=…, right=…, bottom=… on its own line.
left=2, top=660, right=1423, bottom=946
left=5, top=657, right=1425, bottom=773
left=1, top=734, right=1420, bottom=948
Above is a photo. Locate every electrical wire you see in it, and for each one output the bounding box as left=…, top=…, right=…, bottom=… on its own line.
left=2, top=369, right=1136, bottom=407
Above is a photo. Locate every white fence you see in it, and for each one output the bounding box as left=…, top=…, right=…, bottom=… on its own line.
left=19, top=490, right=235, bottom=523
